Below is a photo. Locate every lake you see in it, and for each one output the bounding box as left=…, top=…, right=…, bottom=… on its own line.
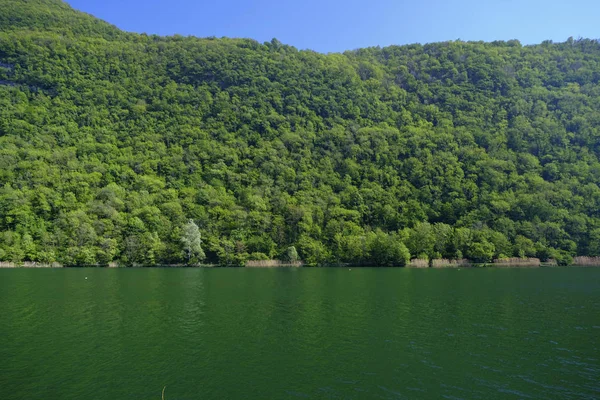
left=1, top=267, right=599, bottom=399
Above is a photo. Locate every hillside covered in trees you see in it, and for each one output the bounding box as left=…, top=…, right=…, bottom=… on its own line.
left=1, top=0, right=600, bottom=266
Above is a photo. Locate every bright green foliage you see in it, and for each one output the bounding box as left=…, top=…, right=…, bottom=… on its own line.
left=1, top=1, right=600, bottom=266
left=297, top=235, right=330, bottom=266
left=366, top=230, right=411, bottom=266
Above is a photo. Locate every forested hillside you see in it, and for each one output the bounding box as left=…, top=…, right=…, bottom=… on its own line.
left=2, top=0, right=600, bottom=266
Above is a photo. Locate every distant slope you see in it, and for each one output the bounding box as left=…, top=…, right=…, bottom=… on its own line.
left=0, top=0, right=123, bottom=38
left=1, top=0, right=600, bottom=266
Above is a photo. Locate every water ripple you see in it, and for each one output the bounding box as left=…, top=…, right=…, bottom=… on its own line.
left=0, top=267, right=599, bottom=399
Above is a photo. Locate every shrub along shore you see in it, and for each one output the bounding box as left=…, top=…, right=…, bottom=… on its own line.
left=2, top=256, right=600, bottom=268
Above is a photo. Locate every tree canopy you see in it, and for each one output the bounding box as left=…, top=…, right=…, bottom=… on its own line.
left=1, top=1, right=600, bottom=266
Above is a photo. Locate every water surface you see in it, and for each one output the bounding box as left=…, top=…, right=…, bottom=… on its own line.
left=1, top=267, right=599, bottom=399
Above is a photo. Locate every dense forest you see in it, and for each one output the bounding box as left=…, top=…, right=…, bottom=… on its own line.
left=1, top=0, right=600, bottom=266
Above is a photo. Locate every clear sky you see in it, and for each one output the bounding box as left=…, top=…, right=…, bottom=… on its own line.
left=66, top=0, right=599, bottom=53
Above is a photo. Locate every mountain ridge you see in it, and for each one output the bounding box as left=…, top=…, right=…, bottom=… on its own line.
left=1, top=0, right=123, bottom=39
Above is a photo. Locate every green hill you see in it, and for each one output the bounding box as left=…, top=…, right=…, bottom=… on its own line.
left=1, top=0, right=600, bottom=266
left=0, top=0, right=122, bottom=38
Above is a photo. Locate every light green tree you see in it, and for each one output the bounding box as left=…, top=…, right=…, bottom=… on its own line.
left=285, top=246, right=299, bottom=262
left=181, top=220, right=205, bottom=264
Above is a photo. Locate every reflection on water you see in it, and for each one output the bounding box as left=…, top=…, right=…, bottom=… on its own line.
left=1, top=267, right=599, bottom=399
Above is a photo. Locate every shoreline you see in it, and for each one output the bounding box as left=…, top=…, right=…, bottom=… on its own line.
left=2, top=257, right=600, bottom=269
left=2, top=262, right=600, bottom=269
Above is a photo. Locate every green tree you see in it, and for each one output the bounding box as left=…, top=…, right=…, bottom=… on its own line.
left=369, top=230, right=411, bottom=266
left=181, top=219, right=205, bottom=264
left=285, top=246, right=299, bottom=262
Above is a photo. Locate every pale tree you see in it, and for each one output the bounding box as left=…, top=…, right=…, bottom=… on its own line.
left=181, top=220, right=205, bottom=264
left=286, top=246, right=299, bottom=262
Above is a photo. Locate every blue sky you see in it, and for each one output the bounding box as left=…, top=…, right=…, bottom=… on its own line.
left=66, top=0, right=600, bottom=53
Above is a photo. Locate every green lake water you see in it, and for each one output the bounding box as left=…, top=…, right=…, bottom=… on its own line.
left=1, top=267, right=599, bottom=399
